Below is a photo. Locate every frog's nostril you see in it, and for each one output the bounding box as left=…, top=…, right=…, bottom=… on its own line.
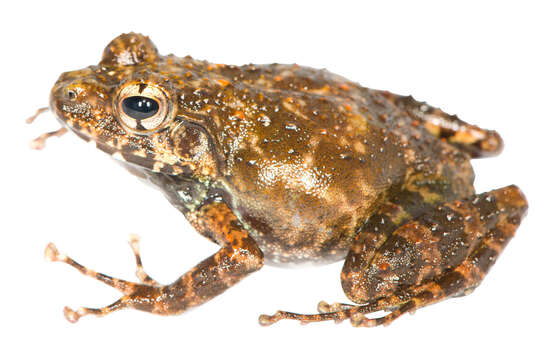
left=51, top=82, right=73, bottom=105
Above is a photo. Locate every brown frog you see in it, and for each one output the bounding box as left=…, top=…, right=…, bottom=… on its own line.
left=34, top=33, right=527, bottom=326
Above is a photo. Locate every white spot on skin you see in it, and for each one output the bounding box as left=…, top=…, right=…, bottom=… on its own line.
left=292, top=213, right=302, bottom=227
left=177, top=190, right=193, bottom=202
left=258, top=115, right=271, bottom=127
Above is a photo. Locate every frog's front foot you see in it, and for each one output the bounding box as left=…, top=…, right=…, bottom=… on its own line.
left=46, top=203, right=264, bottom=323
left=127, top=234, right=160, bottom=286
left=26, top=106, right=68, bottom=150
left=45, top=236, right=164, bottom=323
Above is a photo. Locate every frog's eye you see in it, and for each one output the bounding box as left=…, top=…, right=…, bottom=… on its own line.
left=115, top=83, right=174, bottom=134
left=122, top=96, right=159, bottom=119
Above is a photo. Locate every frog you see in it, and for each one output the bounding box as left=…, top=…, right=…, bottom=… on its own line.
left=34, top=33, right=527, bottom=327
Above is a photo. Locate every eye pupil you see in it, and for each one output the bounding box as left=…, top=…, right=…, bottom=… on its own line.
left=122, top=96, right=160, bottom=120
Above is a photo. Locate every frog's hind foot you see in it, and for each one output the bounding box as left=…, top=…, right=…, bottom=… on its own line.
left=258, top=309, right=348, bottom=326
left=259, top=299, right=392, bottom=327
left=317, top=300, right=356, bottom=314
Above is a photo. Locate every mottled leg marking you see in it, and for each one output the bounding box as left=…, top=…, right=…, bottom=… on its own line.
left=381, top=92, right=503, bottom=158
left=351, top=207, right=527, bottom=327
left=260, top=186, right=527, bottom=327
left=47, top=202, right=263, bottom=323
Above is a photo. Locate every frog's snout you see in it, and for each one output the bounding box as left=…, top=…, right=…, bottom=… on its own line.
left=49, top=79, right=76, bottom=125
left=50, top=80, right=68, bottom=103
left=49, top=70, right=111, bottom=127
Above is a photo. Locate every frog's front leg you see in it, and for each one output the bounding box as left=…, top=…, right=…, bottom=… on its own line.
left=260, top=185, right=527, bottom=327
left=47, top=201, right=264, bottom=322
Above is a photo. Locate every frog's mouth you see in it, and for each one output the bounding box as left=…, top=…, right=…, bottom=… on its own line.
left=60, top=117, right=192, bottom=177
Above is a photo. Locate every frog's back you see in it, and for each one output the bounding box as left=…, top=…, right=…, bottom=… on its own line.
left=202, top=63, right=418, bottom=265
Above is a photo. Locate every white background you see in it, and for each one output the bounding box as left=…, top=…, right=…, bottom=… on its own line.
left=3, top=1, right=548, bottom=359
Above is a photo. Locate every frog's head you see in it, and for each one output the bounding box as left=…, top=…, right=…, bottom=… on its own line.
left=50, top=33, right=219, bottom=178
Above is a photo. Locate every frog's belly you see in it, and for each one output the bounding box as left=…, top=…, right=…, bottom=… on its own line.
left=127, top=164, right=377, bottom=266
left=230, top=184, right=384, bottom=266
left=238, top=206, right=370, bottom=267
left=255, top=232, right=351, bottom=267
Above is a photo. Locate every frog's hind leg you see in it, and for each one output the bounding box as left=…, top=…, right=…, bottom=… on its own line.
left=260, top=182, right=435, bottom=326
left=344, top=185, right=527, bottom=327
left=349, top=191, right=527, bottom=328
left=260, top=186, right=527, bottom=327
left=381, top=92, right=503, bottom=158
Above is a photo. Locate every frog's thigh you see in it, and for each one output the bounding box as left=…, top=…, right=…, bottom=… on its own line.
left=48, top=201, right=264, bottom=322
left=380, top=91, right=503, bottom=158
left=341, top=185, right=527, bottom=326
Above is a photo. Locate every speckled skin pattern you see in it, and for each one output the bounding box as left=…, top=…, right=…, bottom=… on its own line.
left=43, top=33, right=527, bottom=326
